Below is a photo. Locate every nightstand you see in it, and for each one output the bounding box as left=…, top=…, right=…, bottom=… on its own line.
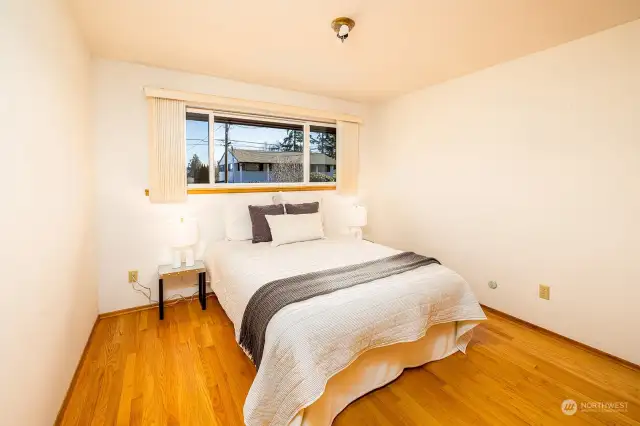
left=157, top=260, right=207, bottom=320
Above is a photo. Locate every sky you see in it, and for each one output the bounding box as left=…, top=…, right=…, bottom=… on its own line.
left=186, top=119, right=329, bottom=169
left=186, top=120, right=296, bottom=168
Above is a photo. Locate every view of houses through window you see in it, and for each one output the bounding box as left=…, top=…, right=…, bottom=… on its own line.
left=215, top=117, right=304, bottom=184
left=310, top=125, right=337, bottom=182
left=185, top=112, right=337, bottom=185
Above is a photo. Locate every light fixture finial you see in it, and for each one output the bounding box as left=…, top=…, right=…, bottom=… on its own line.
left=331, top=17, right=355, bottom=43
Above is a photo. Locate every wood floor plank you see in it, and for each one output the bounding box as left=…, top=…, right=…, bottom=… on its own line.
left=116, top=353, right=137, bottom=426
left=58, top=298, right=640, bottom=426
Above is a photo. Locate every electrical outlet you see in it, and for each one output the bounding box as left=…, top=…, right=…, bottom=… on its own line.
left=128, top=270, right=138, bottom=283
left=539, top=284, right=550, bottom=300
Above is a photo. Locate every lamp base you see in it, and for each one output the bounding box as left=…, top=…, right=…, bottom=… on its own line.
left=172, top=249, right=182, bottom=268
left=184, top=248, right=195, bottom=267
left=349, top=227, right=363, bottom=240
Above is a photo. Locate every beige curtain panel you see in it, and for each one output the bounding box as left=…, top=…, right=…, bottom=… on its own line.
left=148, top=98, right=187, bottom=203
left=337, top=121, right=359, bottom=195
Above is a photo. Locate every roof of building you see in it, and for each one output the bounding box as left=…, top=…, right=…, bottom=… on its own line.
left=218, top=149, right=336, bottom=166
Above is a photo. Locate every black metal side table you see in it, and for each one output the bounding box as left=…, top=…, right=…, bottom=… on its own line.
left=157, top=260, right=207, bottom=320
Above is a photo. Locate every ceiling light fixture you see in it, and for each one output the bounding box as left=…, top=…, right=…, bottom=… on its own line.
left=331, top=17, right=355, bottom=43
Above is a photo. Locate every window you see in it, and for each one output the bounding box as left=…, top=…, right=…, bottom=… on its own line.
left=185, top=112, right=211, bottom=184
left=244, top=163, right=263, bottom=172
left=185, top=109, right=337, bottom=186
left=214, top=116, right=304, bottom=184
left=310, top=125, right=337, bottom=183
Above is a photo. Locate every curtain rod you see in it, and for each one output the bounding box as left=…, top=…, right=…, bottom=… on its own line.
left=144, top=87, right=363, bottom=124
left=187, top=107, right=336, bottom=126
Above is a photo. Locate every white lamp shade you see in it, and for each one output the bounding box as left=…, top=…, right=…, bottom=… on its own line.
left=349, top=205, right=367, bottom=227
left=169, top=217, right=198, bottom=247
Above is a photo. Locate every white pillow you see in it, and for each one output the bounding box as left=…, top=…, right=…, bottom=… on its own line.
left=265, top=213, right=325, bottom=247
left=224, top=195, right=273, bottom=240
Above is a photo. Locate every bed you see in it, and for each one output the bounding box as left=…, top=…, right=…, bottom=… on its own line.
left=205, top=238, right=486, bottom=426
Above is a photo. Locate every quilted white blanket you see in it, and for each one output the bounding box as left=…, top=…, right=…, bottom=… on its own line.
left=206, top=239, right=486, bottom=426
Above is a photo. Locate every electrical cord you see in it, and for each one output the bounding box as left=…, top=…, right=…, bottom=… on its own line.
left=131, top=279, right=202, bottom=308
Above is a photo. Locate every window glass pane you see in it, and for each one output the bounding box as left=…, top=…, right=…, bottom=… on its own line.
left=186, top=112, right=210, bottom=184
left=214, top=117, right=303, bottom=183
left=310, top=125, right=337, bottom=182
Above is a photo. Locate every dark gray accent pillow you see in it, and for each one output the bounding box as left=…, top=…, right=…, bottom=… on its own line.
left=284, top=202, right=320, bottom=215
left=248, top=204, right=285, bottom=243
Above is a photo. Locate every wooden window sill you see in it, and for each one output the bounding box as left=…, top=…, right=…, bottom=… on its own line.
left=144, top=184, right=336, bottom=196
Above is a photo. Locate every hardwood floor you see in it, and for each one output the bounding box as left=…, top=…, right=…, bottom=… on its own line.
left=58, top=297, right=640, bottom=425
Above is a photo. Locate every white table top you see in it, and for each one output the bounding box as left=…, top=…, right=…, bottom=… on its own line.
left=158, top=260, right=206, bottom=278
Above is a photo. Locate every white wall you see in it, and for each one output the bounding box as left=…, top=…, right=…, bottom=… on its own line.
left=92, top=59, right=366, bottom=313
left=0, top=0, right=97, bottom=424
left=361, top=20, right=640, bottom=364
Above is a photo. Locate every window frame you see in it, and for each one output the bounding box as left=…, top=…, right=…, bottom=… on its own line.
left=185, top=107, right=337, bottom=190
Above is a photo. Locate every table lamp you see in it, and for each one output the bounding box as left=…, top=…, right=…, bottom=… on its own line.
left=348, top=205, right=367, bottom=240
left=169, top=217, right=198, bottom=268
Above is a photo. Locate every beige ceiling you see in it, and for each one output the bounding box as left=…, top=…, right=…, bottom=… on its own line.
left=68, top=0, right=640, bottom=102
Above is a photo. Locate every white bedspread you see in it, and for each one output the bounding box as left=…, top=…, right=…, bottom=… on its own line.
left=205, top=239, right=486, bottom=426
